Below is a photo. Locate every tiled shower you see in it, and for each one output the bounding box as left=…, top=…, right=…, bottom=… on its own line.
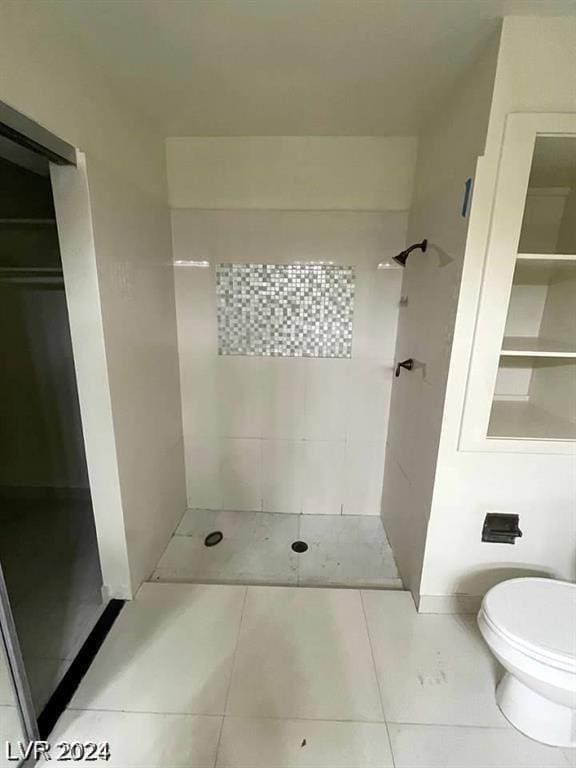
left=161, top=208, right=408, bottom=586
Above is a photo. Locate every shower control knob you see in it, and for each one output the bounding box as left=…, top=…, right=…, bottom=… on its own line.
left=395, top=358, right=414, bottom=377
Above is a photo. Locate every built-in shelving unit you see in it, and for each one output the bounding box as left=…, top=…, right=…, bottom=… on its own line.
left=487, top=176, right=576, bottom=442
left=501, top=336, right=576, bottom=357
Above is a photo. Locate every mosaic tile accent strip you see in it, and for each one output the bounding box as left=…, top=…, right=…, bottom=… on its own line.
left=216, top=263, right=355, bottom=357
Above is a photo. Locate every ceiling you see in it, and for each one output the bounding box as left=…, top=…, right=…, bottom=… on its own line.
left=43, top=0, right=576, bottom=137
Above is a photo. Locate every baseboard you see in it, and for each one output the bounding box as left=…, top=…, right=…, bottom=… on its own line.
left=417, top=594, right=483, bottom=614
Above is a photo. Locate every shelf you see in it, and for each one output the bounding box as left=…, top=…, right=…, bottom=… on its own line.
left=488, top=401, right=576, bottom=441
left=517, top=253, right=576, bottom=263
left=501, top=336, right=576, bottom=358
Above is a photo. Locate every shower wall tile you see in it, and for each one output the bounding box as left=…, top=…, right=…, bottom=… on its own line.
left=174, top=265, right=216, bottom=356
left=302, top=360, right=350, bottom=441
left=343, top=441, right=387, bottom=516
left=302, top=440, right=346, bottom=516
left=217, top=358, right=264, bottom=438
left=260, top=359, right=308, bottom=440
left=346, top=361, right=393, bottom=443
left=352, top=267, right=402, bottom=360
left=180, top=359, right=218, bottom=438
left=184, top=436, right=221, bottom=509
left=261, top=440, right=305, bottom=515
left=174, top=210, right=408, bottom=516
left=221, top=439, right=262, bottom=512
left=216, top=263, right=355, bottom=358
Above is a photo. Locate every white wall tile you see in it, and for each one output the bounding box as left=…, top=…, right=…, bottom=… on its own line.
left=220, top=439, right=262, bottom=511
left=353, top=268, right=402, bottom=360
left=302, top=440, right=346, bottom=515
left=343, top=441, right=386, bottom=516
left=260, top=358, right=307, bottom=439
left=185, top=436, right=221, bottom=509
left=262, top=440, right=304, bottom=514
left=217, top=358, right=263, bottom=438
left=303, top=360, right=350, bottom=440
left=346, top=360, right=393, bottom=443
left=174, top=210, right=406, bottom=515
left=180, top=359, right=218, bottom=438
left=174, top=265, right=216, bottom=357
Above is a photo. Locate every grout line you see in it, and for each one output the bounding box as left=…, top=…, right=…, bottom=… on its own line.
left=62, top=705, right=515, bottom=731
left=296, top=514, right=302, bottom=586
left=213, top=585, right=249, bottom=767
left=360, top=589, right=397, bottom=768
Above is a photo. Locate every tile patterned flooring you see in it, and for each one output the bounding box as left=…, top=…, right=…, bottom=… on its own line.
left=152, top=510, right=403, bottom=589
left=49, top=583, right=574, bottom=767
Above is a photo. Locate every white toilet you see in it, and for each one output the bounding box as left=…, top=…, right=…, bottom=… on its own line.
left=478, top=577, right=576, bottom=747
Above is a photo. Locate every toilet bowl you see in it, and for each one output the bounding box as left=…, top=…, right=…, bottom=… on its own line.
left=477, top=577, right=576, bottom=747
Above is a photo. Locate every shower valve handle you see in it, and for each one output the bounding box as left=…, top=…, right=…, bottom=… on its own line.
left=395, top=358, right=414, bottom=377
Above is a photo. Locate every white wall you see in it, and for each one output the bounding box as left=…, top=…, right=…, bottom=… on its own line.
left=0, top=3, right=186, bottom=596
left=418, top=16, right=576, bottom=609
left=173, top=209, right=406, bottom=516
left=167, top=137, right=417, bottom=210
left=381, top=33, right=501, bottom=598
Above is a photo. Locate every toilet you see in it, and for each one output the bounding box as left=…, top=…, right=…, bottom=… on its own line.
left=478, top=577, right=576, bottom=748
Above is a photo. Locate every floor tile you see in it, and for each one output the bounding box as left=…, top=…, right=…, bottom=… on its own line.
left=361, top=591, right=506, bottom=727
left=50, top=710, right=221, bottom=767
left=154, top=510, right=299, bottom=585
left=0, top=706, right=23, bottom=768
left=298, top=515, right=402, bottom=588
left=389, top=723, right=570, bottom=768
left=226, top=586, right=383, bottom=721
left=70, top=583, right=246, bottom=715
left=564, top=749, right=576, bottom=767
left=216, top=717, right=394, bottom=767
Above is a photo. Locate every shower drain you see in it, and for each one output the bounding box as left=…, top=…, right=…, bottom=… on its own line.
left=291, top=541, right=308, bottom=553
left=204, top=531, right=223, bottom=547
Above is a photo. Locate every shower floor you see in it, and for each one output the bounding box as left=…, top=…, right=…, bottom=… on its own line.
left=152, top=509, right=403, bottom=589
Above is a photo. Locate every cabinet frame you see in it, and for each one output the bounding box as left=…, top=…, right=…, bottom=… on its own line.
left=459, top=112, right=576, bottom=455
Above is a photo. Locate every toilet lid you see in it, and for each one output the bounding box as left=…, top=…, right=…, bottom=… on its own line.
left=483, top=578, right=576, bottom=665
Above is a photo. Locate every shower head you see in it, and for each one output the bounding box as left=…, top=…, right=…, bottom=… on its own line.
left=393, top=239, right=428, bottom=267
